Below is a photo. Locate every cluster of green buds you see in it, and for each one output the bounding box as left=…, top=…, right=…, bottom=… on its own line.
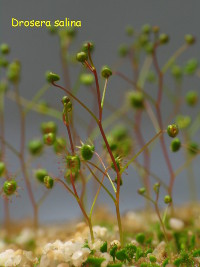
left=62, top=96, right=72, bottom=125
left=7, top=60, right=21, bottom=83
left=76, top=41, right=94, bottom=64
left=103, top=125, right=132, bottom=158
left=0, top=43, right=10, bottom=68
left=65, top=155, right=81, bottom=183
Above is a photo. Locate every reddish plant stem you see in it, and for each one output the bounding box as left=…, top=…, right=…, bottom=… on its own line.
left=153, top=46, right=175, bottom=196
left=62, top=114, right=74, bottom=154
left=14, top=85, right=38, bottom=228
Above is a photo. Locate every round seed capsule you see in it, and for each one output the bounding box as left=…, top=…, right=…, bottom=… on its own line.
left=170, top=138, right=181, bottom=152
left=138, top=187, right=146, bottom=195
left=184, top=34, right=195, bottom=45
left=7, top=61, right=21, bottom=83
left=101, top=66, right=112, bottom=79
left=44, top=176, right=54, bottom=189
left=81, top=144, right=94, bottom=161
left=185, top=91, right=198, bottom=106
left=0, top=44, right=10, bottom=55
left=66, top=155, right=81, bottom=173
left=28, top=139, right=43, bottom=156
left=35, top=169, right=48, bottom=183
left=82, top=41, right=95, bottom=53
left=128, top=91, right=144, bottom=109
left=0, top=162, right=5, bottom=177
left=41, top=121, right=57, bottom=134
left=43, top=133, right=56, bottom=146
left=3, top=180, right=17, bottom=196
left=76, top=52, right=88, bottom=62
left=46, top=71, right=60, bottom=83
left=159, top=33, right=169, bottom=44
left=164, top=195, right=172, bottom=204
left=167, top=124, right=179, bottom=138
left=62, top=96, right=72, bottom=112
left=142, top=24, right=151, bottom=34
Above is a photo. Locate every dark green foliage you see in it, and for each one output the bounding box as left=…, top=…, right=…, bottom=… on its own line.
left=125, top=244, right=137, bottom=261
left=135, top=247, right=144, bottom=261
left=100, top=241, right=107, bottom=253
left=162, top=258, right=169, bottom=267
left=174, top=231, right=189, bottom=252
left=110, top=244, right=118, bottom=261
left=193, top=249, right=200, bottom=257
left=84, top=256, right=105, bottom=267
left=136, top=233, right=145, bottom=244
left=116, top=249, right=127, bottom=262
left=107, top=264, right=122, bottom=267
left=149, top=255, right=157, bottom=263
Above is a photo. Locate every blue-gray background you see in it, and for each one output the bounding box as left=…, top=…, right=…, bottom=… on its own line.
left=0, top=0, right=200, bottom=224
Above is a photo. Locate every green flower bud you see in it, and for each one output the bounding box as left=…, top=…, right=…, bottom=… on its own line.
left=7, top=61, right=21, bottom=83
left=152, top=26, right=160, bottom=34
left=0, top=81, right=8, bottom=93
left=28, top=139, right=43, bottom=156
left=0, top=162, right=5, bottom=177
left=171, top=65, right=182, bottom=80
left=53, top=137, right=66, bottom=153
left=76, top=51, right=88, bottom=62
left=118, top=44, right=129, bottom=57
left=82, top=41, right=95, bottom=53
left=35, top=169, right=48, bottom=183
left=170, top=138, right=181, bottom=152
left=185, top=91, right=198, bottom=106
left=44, top=176, right=54, bottom=189
left=111, top=157, right=121, bottom=172
left=46, top=71, right=60, bottom=83
left=41, top=121, right=57, bottom=134
left=0, top=57, right=9, bottom=68
left=66, top=155, right=81, bottom=173
left=79, top=73, right=94, bottom=86
left=187, top=142, right=198, bottom=155
left=159, top=33, right=169, bottom=44
left=128, top=91, right=144, bottom=109
left=184, top=59, right=198, bottom=75
left=153, top=183, right=160, bottom=193
left=3, top=180, right=17, bottom=196
left=125, top=25, right=134, bottom=36
left=111, top=126, right=128, bottom=141
left=81, top=144, right=95, bottom=161
left=142, top=24, right=151, bottom=34
left=184, top=34, right=195, bottom=45
left=43, top=132, right=56, bottom=146
left=138, top=187, right=146, bottom=195
left=164, top=195, right=172, bottom=204
left=0, top=44, right=10, bottom=55
left=101, top=66, right=112, bottom=79
left=176, top=115, right=191, bottom=129
left=167, top=124, right=179, bottom=138
left=62, top=96, right=72, bottom=112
